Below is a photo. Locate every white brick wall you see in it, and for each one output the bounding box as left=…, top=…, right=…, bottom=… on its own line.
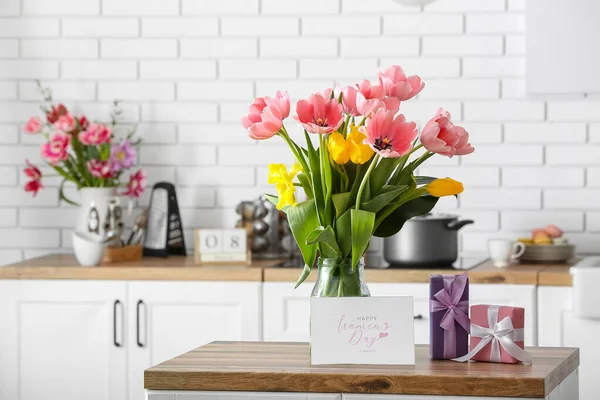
left=0, top=0, right=599, bottom=265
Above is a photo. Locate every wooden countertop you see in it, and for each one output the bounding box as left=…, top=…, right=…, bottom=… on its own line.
left=264, top=259, right=569, bottom=285
left=0, top=255, right=576, bottom=285
left=0, top=254, right=269, bottom=281
left=144, top=341, right=579, bottom=398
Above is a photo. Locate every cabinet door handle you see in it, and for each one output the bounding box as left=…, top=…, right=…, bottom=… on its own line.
left=413, top=314, right=424, bottom=320
left=113, top=299, right=123, bottom=347
left=136, top=300, right=146, bottom=348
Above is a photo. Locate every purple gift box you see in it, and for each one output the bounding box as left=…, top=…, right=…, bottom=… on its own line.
left=429, top=272, right=470, bottom=360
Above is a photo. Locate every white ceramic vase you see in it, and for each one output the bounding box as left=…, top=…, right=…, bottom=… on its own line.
left=76, top=187, right=118, bottom=236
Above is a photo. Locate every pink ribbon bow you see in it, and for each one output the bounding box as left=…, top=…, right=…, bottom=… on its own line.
left=430, top=272, right=470, bottom=359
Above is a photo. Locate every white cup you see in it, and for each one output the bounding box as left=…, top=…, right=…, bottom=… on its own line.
left=488, top=239, right=526, bottom=268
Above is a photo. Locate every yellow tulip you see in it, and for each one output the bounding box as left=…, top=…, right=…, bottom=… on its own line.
left=426, top=178, right=464, bottom=197
left=347, top=125, right=374, bottom=165
left=268, top=163, right=301, bottom=209
left=327, top=132, right=350, bottom=164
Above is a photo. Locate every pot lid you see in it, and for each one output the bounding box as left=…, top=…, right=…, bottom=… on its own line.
left=410, top=213, right=458, bottom=221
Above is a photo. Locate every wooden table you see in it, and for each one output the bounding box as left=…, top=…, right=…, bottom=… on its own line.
left=144, top=341, right=579, bottom=399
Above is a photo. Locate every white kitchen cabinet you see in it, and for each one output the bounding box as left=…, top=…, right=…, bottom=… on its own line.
left=538, top=287, right=598, bottom=400
left=0, top=280, right=128, bottom=400
left=127, top=281, right=262, bottom=400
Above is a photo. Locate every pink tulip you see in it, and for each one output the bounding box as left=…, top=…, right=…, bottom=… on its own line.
left=265, top=90, right=290, bottom=119
left=359, top=108, right=417, bottom=158
left=420, top=108, right=474, bottom=157
left=295, top=91, right=344, bottom=134
left=53, top=113, right=77, bottom=133
left=378, top=65, right=425, bottom=101
left=41, top=132, right=70, bottom=165
left=340, top=86, right=360, bottom=116
left=79, top=123, right=112, bottom=146
left=355, top=80, right=387, bottom=116
left=24, top=117, right=43, bottom=134
left=241, top=95, right=285, bottom=140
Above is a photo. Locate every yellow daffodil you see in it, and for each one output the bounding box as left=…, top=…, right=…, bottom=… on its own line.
left=268, top=163, right=301, bottom=209
left=347, top=125, right=374, bottom=165
left=426, top=178, right=464, bottom=197
left=327, top=132, right=350, bottom=164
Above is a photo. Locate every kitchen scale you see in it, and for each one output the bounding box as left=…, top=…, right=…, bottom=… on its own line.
left=143, top=182, right=186, bottom=257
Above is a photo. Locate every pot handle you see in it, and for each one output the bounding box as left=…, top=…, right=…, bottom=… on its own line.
left=447, top=219, right=474, bottom=231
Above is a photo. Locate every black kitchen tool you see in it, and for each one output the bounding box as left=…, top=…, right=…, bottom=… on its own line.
left=143, top=182, right=186, bottom=257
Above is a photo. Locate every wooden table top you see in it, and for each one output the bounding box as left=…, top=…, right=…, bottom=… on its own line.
left=0, top=255, right=576, bottom=285
left=144, top=341, right=579, bottom=398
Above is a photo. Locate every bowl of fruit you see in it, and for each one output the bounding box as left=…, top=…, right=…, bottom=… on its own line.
left=517, top=224, right=574, bottom=263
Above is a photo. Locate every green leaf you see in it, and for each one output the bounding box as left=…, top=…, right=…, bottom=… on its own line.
left=373, top=195, right=439, bottom=238
left=306, top=225, right=341, bottom=256
left=279, top=199, right=320, bottom=286
left=360, top=185, right=408, bottom=213
left=345, top=163, right=366, bottom=210
left=58, top=179, right=79, bottom=206
left=305, top=131, right=324, bottom=223
left=297, top=173, right=314, bottom=199
left=415, top=176, right=438, bottom=186
left=369, top=157, right=398, bottom=194
left=332, top=192, right=350, bottom=218
left=294, top=263, right=312, bottom=289
left=335, top=210, right=352, bottom=258
left=264, top=193, right=278, bottom=207
left=350, top=209, right=375, bottom=271
left=319, top=134, right=333, bottom=226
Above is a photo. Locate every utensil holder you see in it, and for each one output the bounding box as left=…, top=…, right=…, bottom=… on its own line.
left=102, top=244, right=143, bottom=264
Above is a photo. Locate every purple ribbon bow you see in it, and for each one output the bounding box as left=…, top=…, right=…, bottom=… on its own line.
left=430, top=272, right=470, bottom=359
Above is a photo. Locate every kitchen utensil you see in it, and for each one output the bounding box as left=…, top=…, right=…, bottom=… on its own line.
left=127, top=209, right=149, bottom=245
left=143, top=182, right=186, bottom=257
left=518, top=244, right=575, bottom=264
left=72, top=232, right=106, bottom=267
left=488, top=239, right=526, bottom=268
left=102, top=231, right=117, bottom=244
left=383, top=214, right=474, bottom=267
left=103, top=244, right=143, bottom=263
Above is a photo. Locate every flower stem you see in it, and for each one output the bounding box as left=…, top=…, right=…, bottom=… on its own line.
left=278, top=128, right=310, bottom=178
left=355, top=154, right=380, bottom=210
left=358, top=117, right=367, bottom=127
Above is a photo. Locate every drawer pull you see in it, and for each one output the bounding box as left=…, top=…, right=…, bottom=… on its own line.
left=413, top=314, right=424, bottom=320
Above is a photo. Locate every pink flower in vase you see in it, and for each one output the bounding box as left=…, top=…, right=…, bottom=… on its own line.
left=53, top=113, right=77, bottom=133
left=79, top=123, right=112, bottom=145
left=78, top=116, right=89, bottom=130
left=40, top=132, right=70, bottom=165
left=359, top=108, right=417, bottom=158
left=340, top=86, right=361, bottom=116
left=110, top=140, right=136, bottom=172
left=87, top=159, right=113, bottom=179
left=24, top=117, right=43, bottom=134
left=123, top=169, right=147, bottom=198
left=46, top=104, right=68, bottom=124
left=378, top=65, right=425, bottom=101
left=355, top=80, right=388, bottom=116
left=420, top=108, right=474, bottom=157
left=23, top=159, right=43, bottom=196
left=295, top=91, right=344, bottom=134
left=241, top=92, right=289, bottom=140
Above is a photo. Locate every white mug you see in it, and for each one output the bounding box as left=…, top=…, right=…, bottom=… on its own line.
left=488, top=239, right=526, bottom=268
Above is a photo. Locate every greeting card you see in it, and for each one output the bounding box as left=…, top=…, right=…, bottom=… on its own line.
left=310, top=297, right=415, bottom=365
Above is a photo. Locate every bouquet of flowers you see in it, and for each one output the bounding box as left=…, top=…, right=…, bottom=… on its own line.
left=241, top=65, right=474, bottom=296
left=22, top=83, right=146, bottom=203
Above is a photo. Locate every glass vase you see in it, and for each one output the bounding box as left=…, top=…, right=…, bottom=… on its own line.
left=311, top=257, right=370, bottom=297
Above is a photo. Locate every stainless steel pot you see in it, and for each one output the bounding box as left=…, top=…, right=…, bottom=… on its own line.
left=383, top=214, right=474, bottom=267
